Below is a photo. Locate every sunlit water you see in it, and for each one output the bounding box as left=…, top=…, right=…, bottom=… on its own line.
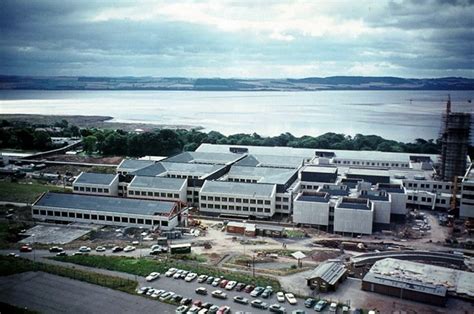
left=1, top=90, right=473, bottom=142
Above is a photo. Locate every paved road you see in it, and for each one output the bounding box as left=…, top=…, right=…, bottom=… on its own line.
left=0, top=271, right=176, bottom=314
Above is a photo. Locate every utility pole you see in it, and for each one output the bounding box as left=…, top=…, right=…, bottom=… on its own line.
left=252, top=254, right=255, bottom=278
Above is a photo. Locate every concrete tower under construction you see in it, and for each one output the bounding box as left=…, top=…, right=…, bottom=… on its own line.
left=439, top=96, right=471, bottom=181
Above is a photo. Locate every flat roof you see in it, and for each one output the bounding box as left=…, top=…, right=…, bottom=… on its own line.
left=338, top=198, right=371, bottom=210
left=359, top=192, right=389, bottom=202
left=227, top=165, right=298, bottom=185
left=35, top=192, right=176, bottom=216
left=201, top=180, right=275, bottom=197
left=235, top=154, right=305, bottom=169
left=118, top=159, right=155, bottom=171
left=196, top=143, right=315, bottom=158
left=363, top=272, right=447, bottom=297
left=296, top=193, right=330, bottom=203
left=347, top=168, right=391, bottom=177
left=129, top=176, right=187, bottom=191
left=132, top=162, right=223, bottom=178
left=302, top=166, right=338, bottom=174
left=307, top=261, right=347, bottom=286
left=165, top=151, right=243, bottom=165
left=74, top=172, right=117, bottom=186
left=377, top=183, right=405, bottom=194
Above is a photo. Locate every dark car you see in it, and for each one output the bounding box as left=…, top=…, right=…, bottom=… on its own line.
left=251, top=299, right=268, bottom=309
left=56, top=251, right=68, bottom=257
left=304, top=298, right=316, bottom=308
left=206, top=276, right=215, bottom=284
left=244, top=284, right=255, bottom=293
left=180, top=298, right=192, bottom=306
left=171, top=294, right=183, bottom=303
left=269, top=304, right=286, bottom=314
left=219, top=279, right=229, bottom=288
left=235, top=283, right=246, bottom=291
left=201, top=302, right=213, bottom=309
left=112, top=246, right=123, bottom=253
left=352, top=309, right=363, bottom=314
left=149, top=249, right=161, bottom=255
left=195, top=287, right=208, bottom=295
left=19, top=245, right=32, bottom=252
left=261, top=287, right=273, bottom=298
left=49, top=246, right=63, bottom=253
left=233, top=296, right=249, bottom=304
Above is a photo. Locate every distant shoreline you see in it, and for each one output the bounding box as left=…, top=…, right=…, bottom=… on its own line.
left=0, top=114, right=202, bottom=132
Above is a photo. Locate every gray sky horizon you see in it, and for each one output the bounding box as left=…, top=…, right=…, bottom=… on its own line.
left=1, top=0, right=473, bottom=78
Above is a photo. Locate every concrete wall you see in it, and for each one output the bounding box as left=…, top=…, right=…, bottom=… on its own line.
left=293, top=199, right=330, bottom=226
left=127, top=184, right=187, bottom=204
left=73, top=176, right=119, bottom=197
left=372, top=200, right=391, bottom=224
left=388, top=192, right=408, bottom=215
left=460, top=180, right=474, bottom=218
left=333, top=207, right=374, bottom=235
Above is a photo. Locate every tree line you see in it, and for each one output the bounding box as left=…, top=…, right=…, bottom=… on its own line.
left=1, top=119, right=457, bottom=157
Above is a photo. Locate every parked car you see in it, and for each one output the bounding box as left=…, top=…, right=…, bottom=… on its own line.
left=72, top=251, right=83, bottom=256
left=251, top=299, right=268, bottom=309
left=171, top=294, right=183, bottom=303
left=211, top=278, right=221, bottom=287
left=219, top=279, right=229, bottom=288
left=261, top=287, right=273, bottom=298
left=180, top=270, right=189, bottom=279
left=225, top=280, right=237, bottom=290
left=111, top=246, right=123, bottom=253
left=146, top=288, right=156, bottom=296
left=211, top=290, right=227, bottom=299
left=198, top=309, right=208, bottom=314
left=165, top=268, right=177, bottom=277
left=95, top=246, right=106, bottom=252
left=19, top=245, right=32, bottom=252
left=304, top=298, right=316, bottom=308
left=7, top=253, right=19, bottom=258
left=201, top=302, right=213, bottom=309
left=233, top=296, right=249, bottom=304
left=342, top=305, right=350, bottom=313
left=49, top=246, right=63, bottom=253
left=244, top=284, right=255, bottom=293
left=136, top=286, right=150, bottom=295
left=56, top=251, right=67, bottom=257
left=250, top=286, right=265, bottom=297
left=197, top=274, right=208, bottom=283
left=78, top=246, right=91, bottom=253
left=145, top=272, right=160, bottom=281
left=186, top=306, right=200, bottom=314
left=206, top=276, right=215, bottom=284
left=276, top=292, right=285, bottom=302
left=175, top=305, right=188, bottom=314
left=235, top=282, right=246, bottom=291
left=124, top=245, right=136, bottom=252
left=161, top=292, right=175, bottom=301
left=173, top=270, right=183, bottom=279
left=192, top=300, right=202, bottom=307
left=185, top=272, right=197, bottom=282
left=216, top=306, right=230, bottom=314
left=284, top=293, right=297, bottom=305
left=151, top=289, right=165, bottom=298
left=329, top=302, right=338, bottom=312
left=180, top=298, right=192, bottom=305
left=208, top=305, right=220, bottom=314
left=195, top=287, right=208, bottom=295
left=269, top=303, right=286, bottom=313
left=314, top=300, right=328, bottom=312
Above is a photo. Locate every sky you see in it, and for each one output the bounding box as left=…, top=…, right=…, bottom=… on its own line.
left=0, top=0, right=473, bottom=78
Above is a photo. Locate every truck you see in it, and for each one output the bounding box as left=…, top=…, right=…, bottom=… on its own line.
left=169, top=243, right=191, bottom=254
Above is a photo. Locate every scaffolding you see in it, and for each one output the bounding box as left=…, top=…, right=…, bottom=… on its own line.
left=439, top=96, right=471, bottom=182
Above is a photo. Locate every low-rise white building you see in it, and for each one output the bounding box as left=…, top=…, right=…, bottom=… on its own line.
left=199, top=180, right=276, bottom=218
left=127, top=176, right=187, bottom=203
left=293, top=192, right=331, bottom=228
left=460, top=179, right=474, bottom=218
left=72, top=172, right=119, bottom=196
left=334, top=197, right=374, bottom=235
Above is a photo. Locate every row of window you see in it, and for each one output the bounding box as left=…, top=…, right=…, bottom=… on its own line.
left=200, top=203, right=271, bottom=213
left=407, top=195, right=447, bottom=204
left=32, top=209, right=168, bottom=226
left=405, top=182, right=450, bottom=190
left=275, top=204, right=289, bottom=210
left=228, top=178, right=258, bottom=183
left=200, top=195, right=271, bottom=205
left=187, top=190, right=199, bottom=195
left=334, top=160, right=409, bottom=167
left=167, top=174, right=199, bottom=179
left=463, top=185, right=474, bottom=191
left=462, top=194, right=474, bottom=200
left=300, top=184, right=318, bottom=190
left=128, top=190, right=180, bottom=199
left=276, top=196, right=290, bottom=202
left=73, top=186, right=110, bottom=193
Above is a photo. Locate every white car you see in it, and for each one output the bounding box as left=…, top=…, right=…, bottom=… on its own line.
left=124, top=245, right=136, bottom=252
left=329, top=302, right=338, bottom=312
left=173, top=270, right=183, bottom=279
left=185, top=272, right=197, bottom=282
left=276, top=291, right=285, bottom=302
left=95, top=246, right=106, bottom=252
left=143, top=236, right=154, bottom=241
left=225, top=280, right=237, bottom=290
left=151, top=289, right=165, bottom=298
left=165, top=268, right=177, bottom=277
left=146, top=272, right=160, bottom=281
left=285, top=293, right=297, bottom=305
left=78, top=246, right=91, bottom=253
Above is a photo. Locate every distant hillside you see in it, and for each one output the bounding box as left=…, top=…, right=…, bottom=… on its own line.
left=0, top=75, right=472, bottom=91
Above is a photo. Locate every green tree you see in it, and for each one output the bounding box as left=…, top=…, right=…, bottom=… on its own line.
left=83, top=135, right=97, bottom=154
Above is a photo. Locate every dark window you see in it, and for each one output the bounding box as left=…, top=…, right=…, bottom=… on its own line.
left=222, top=197, right=228, bottom=202
left=61, top=212, right=68, bottom=217
left=215, top=204, right=220, bottom=209
left=236, top=198, right=242, bottom=203
left=174, top=194, right=179, bottom=198
left=201, top=196, right=206, bottom=200
left=408, top=195, right=412, bottom=200
left=121, top=217, right=128, bottom=223
left=208, top=196, right=214, bottom=201
left=208, top=204, right=214, bottom=209
left=148, top=192, right=153, bottom=196
left=84, top=214, right=90, bottom=219
left=250, top=199, right=256, bottom=204
left=47, top=210, right=53, bottom=216
left=137, top=219, right=144, bottom=224
left=114, top=216, right=120, bottom=222
left=215, top=197, right=221, bottom=201
left=98, top=188, right=103, bottom=193
left=243, top=199, right=249, bottom=203
left=73, top=186, right=79, bottom=191
left=68, top=212, right=75, bottom=218
left=154, top=192, right=159, bottom=197
left=79, top=186, right=84, bottom=191
left=104, top=188, right=109, bottom=193
left=91, top=188, right=97, bottom=192
left=145, top=219, right=152, bottom=225
left=257, top=200, right=263, bottom=204
left=141, top=191, right=146, bottom=196
left=106, top=216, right=113, bottom=221
left=33, top=209, right=40, bottom=215
left=201, top=203, right=207, bottom=208
left=229, top=205, right=234, bottom=210
left=161, top=192, right=166, bottom=197
left=161, top=221, right=168, bottom=227
left=129, top=218, right=136, bottom=223
left=85, top=187, right=91, bottom=192
left=222, top=205, right=227, bottom=209
left=264, top=208, right=270, bottom=213
left=264, top=200, right=271, bottom=205
left=229, top=198, right=234, bottom=202
left=167, top=193, right=173, bottom=198
left=99, top=215, right=105, bottom=221
left=55, top=211, right=60, bottom=217
left=40, top=210, right=46, bottom=215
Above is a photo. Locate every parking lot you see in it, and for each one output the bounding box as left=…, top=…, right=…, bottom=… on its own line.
left=0, top=271, right=176, bottom=314
left=20, top=223, right=97, bottom=244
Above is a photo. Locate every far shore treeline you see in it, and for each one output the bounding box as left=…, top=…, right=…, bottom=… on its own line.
left=0, top=119, right=458, bottom=158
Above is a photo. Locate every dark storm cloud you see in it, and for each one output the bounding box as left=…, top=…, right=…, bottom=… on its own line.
left=0, top=0, right=472, bottom=77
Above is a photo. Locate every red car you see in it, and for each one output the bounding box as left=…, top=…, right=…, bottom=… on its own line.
left=219, top=279, right=229, bottom=288
left=244, top=284, right=255, bottom=293
left=217, top=305, right=231, bottom=314
left=19, top=245, right=32, bottom=252
left=192, top=300, right=202, bottom=307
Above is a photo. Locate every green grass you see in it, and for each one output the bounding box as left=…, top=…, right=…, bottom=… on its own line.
left=284, top=229, right=307, bottom=238
left=0, top=256, right=137, bottom=294
left=0, top=181, right=67, bottom=203
left=0, top=221, right=32, bottom=249
left=53, top=255, right=281, bottom=290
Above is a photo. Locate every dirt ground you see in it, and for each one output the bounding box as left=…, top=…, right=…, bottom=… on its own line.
left=46, top=154, right=123, bottom=165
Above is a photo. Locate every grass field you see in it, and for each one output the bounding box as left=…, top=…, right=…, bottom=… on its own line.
left=0, top=256, right=137, bottom=294
left=53, top=255, right=281, bottom=290
left=0, top=181, right=67, bottom=203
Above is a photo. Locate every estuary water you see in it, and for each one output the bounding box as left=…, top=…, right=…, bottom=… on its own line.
left=1, top=90, right=473, bottom=142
